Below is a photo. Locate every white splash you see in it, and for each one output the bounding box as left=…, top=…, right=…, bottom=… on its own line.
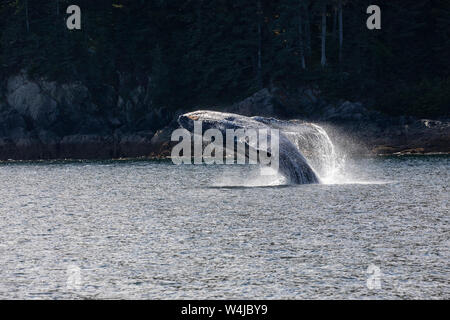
left=283, top=123, right=392, bottom=185
left=280, top=123, right=345, bottom=184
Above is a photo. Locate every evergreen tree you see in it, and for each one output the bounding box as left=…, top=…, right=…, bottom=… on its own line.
left=0, top=0, right=448, bottom=118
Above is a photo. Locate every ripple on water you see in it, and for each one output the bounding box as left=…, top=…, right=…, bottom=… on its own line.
left=0, top=155, right=448, bottom=299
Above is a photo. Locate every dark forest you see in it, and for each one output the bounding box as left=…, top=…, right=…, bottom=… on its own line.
left=1, top=0, right=449, bottom=119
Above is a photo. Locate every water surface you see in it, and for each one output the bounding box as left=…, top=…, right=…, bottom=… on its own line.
left=0, top=155, right=448, bottom=299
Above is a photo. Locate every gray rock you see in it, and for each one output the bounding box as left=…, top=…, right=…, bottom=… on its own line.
left=77, top=117, right=109, bottom=135
left=227, top=88, right=276, bottom=116
left=108, top=116, right=122, bottom=128
left=319, top=101, right=372, bottom=122
left=6, top=74, right=59, bottom=127
left=37, top=130, right=59, bottom=145
left=0, top=110, right=26, bottom=136
left=150, top=127, right=173, bottom=147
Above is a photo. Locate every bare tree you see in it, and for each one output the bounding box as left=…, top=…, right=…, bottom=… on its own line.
left=304, top=0, right=311, bottom=57
left=25, top=0, right=29, bottom=32
left=332, top=5, right=337, bottom=39
left=196, top=0, right=203, bottom=37
left=338, top=0, right=343, bottom=64
left=298, top=1, right=306, bottom=70
left=321, top=2, right=327, bottom=67
left=257, top=0, right=263, bottom=89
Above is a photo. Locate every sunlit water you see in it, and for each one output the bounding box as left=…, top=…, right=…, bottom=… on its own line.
left=0, top=155, right=448, bottom=299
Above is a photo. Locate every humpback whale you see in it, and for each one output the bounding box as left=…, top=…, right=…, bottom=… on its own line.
left=178, top=110, right=321, bottom=184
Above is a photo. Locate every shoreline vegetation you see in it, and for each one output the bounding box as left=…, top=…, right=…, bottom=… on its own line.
left=0, top=1, right=449, bottom=160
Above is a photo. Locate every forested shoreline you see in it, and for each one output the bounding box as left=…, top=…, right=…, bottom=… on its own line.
left=0, top=1, right=449, bottom=160
left=1, top=0, right=449, bottom=117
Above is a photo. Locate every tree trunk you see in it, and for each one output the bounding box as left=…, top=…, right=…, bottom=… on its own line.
left=257, top=0, right=263, bottom=89
left=196, top=0, right=203, bottom=37
left=332, top=6, right=337, bottom=39
left=304, top=1, right=311, bottom=57
left=298, top=2, right=306, bottom=70
left=321, top=3, right=327, bottom=67
left=56, top=0, right=59, bottom=16
left=338, top=0, right=343, bottom=64
left=25, top=0, right=29, bottom=32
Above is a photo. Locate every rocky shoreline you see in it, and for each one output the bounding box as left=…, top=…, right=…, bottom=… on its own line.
left=1, top=74, right=449, bottom=160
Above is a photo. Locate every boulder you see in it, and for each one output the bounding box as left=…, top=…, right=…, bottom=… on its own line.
left=0, top=110, right=26, bottom=136
left=227, top=88, right=277, bottom=116
left=76, top=117, right=110, bottom=135
left=6, top=74, right=59, bottom=127
left=5, top=72, right=102, bottom=134
left=0, top=72, right=168, bottom=159
left=321, top=101, right=372, bottom=122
